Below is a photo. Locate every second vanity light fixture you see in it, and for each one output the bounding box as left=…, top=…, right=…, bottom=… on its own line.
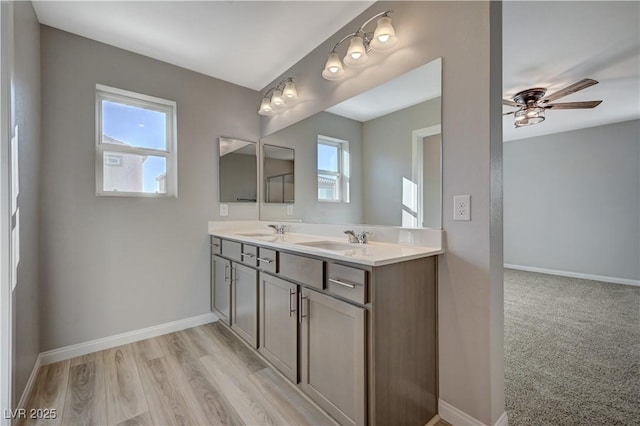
left=322, top=10, right=397, bottom=80
left=258, top=78, right=298, bottom=116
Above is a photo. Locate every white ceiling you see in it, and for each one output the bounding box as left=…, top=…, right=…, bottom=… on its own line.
left=326, top=58, right=441, bottom=122
left=32, top=1, right=373, bottom=91
left=503, top=1, right=640, bottom=141
left=32, top=1, right=639, bottom=141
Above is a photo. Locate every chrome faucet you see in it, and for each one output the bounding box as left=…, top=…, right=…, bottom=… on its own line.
left=344, top=230, right=372, bottom=244
left=268, top=224, right=286, bottom=234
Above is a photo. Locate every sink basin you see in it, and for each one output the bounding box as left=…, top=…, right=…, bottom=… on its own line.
left=295, top=241, right=356, bottom=251
left=236, top=232, right=275, bottom=237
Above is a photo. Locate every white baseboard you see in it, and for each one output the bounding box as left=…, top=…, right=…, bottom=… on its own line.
left=40, top=312, right=219, bottom=365
left=504, top=264, right=640, bottom=287
left=16, top=353, right=42, bottom=409
left=439, top=399, right=508, bottom=426
left=425, top=414, right=442, bottom=426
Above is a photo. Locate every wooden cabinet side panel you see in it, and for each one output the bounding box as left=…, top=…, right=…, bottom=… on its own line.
left=369, top=256, right=437, bottom=425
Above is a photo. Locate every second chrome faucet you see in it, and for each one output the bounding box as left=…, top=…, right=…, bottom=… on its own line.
left=344, top=230, right=372, bottom=244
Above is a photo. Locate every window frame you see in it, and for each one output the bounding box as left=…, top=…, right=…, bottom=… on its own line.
left=317, top=135, right=349, bottom=203
left=95, top=84, right=177, bottom=198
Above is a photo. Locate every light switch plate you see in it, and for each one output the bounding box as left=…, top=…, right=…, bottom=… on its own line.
left=453, top=195, right=471, bottom=221
left=287, top=204, right=294, bottom=216
left=219, top=204, right=228, bottom=217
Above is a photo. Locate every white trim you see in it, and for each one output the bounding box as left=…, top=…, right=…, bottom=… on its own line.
left=412, top=124, right=441, bottom=228
left=0, top=2, right=14, bottom=419
left=439, top=399, right=508, bottom=426
left=425, top=414, right=442, bottom=426
left=504, top=264, right=640, bottom=287
left=15, top=353, right=41, bottom=410
left=40, top=312, right=218, bottom=365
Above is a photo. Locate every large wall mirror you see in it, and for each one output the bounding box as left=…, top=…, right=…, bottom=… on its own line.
left=263, top=144, right=295, bottom=203
left=218, top=137, right=257, bottom=202
left=260, top=57, right=442, bottom=228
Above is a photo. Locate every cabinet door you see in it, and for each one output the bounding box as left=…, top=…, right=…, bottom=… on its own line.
left=231, top=263, right=259, bottom=348
left=259, top=273, right=298, bottom=382
left=211, top=255, right=231, bottom=325
left=300, top=289, right=366, bottom=426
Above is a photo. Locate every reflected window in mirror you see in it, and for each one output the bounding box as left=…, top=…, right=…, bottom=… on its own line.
left=218, top=137, right=257, bottom=202
left=263, top=144, right=295, bottom=204
left=317, top=135, right=350, bottom=203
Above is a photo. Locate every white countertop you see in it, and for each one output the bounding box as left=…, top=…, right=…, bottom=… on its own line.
left=209, top=230, right=443, bottom=267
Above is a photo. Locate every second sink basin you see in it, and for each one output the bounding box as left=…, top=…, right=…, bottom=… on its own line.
left=295, top=241, right=356, bottom=251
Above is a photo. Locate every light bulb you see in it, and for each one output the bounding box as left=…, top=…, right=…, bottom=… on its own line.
left=344, top=36, right=368, bottom=67
left=258, top=97, right=274, bottom=116
left=283, top=80, right=298, bottom=102
left=322, top=52, right=345, bottom=80
left=370, top=16, right=397, bottom=51
left=270, top=89, right=285, bottom=110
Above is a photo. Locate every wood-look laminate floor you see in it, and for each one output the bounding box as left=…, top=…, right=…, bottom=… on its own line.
left=19, top=322, right=336, bottom=426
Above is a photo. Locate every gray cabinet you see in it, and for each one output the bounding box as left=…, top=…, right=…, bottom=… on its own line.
left=231, top=263, right=259, bottom=348
left=211, top=255, right=231, bottom=325
left=258, top=273, right=298, bottom=382
left=299, top=288, right=366, bottom=426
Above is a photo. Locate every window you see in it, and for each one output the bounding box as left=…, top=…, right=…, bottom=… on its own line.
left=317, top=135, right=349, bottom=202
left=96, top=84, right=177, bottom=197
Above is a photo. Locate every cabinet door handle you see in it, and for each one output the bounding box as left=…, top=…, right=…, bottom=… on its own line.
left=329, top=278, right=356, bottom=289
left=211, top=243, right=220, bottom=247
left=224, top=263, right=230, bottom=281
left=288, top=288, right=296, bottom=318
left=257, top=257, right=273, bottom=264
left=298, top=293, right=308, bottom=323
left=241, top=252, right=255, bottom=258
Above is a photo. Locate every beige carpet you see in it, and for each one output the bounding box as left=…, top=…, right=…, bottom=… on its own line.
left=504, top=269, right=640, bottom=426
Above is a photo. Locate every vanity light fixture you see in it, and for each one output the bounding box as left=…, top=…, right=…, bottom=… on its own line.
left=258, top=78, right=298, bottom=116
left=322, top=10, right=397, bottom=80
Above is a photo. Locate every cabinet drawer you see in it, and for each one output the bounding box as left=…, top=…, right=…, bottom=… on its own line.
left=240, top=244, right=258, bottom=267
left=257, top=247, right=278, bottom=274
left=221, top=240, right=242, bottom=262
left=210, top=237, right=222, bottom=255
left=278, top=252, right=324, bottom=289
left=326, top=263, right=367, bottom=304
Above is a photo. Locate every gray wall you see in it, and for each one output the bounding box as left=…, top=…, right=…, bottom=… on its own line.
left=39, top=27, right=260, bottom=351
left=260, top=2, right=504, bottom=424
left=362, top=97, right=441, bottom=226
left=261, top=111, right=364, bottom=224
left=504, top=120, right=640, bottom=282
left=423, top=134, right=442, bottom=228
left=12, top=0, right=41, bottom=405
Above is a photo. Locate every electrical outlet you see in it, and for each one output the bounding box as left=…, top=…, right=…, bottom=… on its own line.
left=219, top=204, right=228, bottom=217
left=286, top=204, right=294, bottom=216
left=453, top=195, right=471, bottom=221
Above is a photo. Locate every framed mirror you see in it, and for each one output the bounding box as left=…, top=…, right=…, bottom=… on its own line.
left=263, top=144, right=295, bottom=203
left=218, top=137, right=257, bottom=202
left=260, top=57, right=442, bottom=228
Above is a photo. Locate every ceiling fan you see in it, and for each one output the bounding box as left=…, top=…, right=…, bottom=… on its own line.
left=503, top=78, right=602, bottom=128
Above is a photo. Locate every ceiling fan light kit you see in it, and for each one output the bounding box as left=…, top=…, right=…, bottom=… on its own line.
left=503, top=78, right=602, bottom=128
left=258, top=77, right=298, bottom=116
left=322, top=10, right=398, bottom=80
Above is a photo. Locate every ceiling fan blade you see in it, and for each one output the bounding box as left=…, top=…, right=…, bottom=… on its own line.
left=544, top=100, right=603, bottom=110
left=503, top=99, right=521, bottom=107
left=541, top=79, right=599, bottom=103
left=503, top=111, right=516, bottom=116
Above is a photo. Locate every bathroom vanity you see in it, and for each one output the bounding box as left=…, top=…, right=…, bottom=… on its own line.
left=209, top=229, right=440, bottom=426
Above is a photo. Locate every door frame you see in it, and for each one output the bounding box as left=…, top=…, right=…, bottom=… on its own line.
left=412, top=124, right=441, bottom=228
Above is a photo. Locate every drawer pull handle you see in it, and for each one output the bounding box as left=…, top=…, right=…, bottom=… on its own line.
left=211, top=243, right=220, bottom=247
left=240, top=252, right=255, bottom=258
left=329, top=278, right=356, bottom=289
left=257, top=257, right=273, bottom=264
